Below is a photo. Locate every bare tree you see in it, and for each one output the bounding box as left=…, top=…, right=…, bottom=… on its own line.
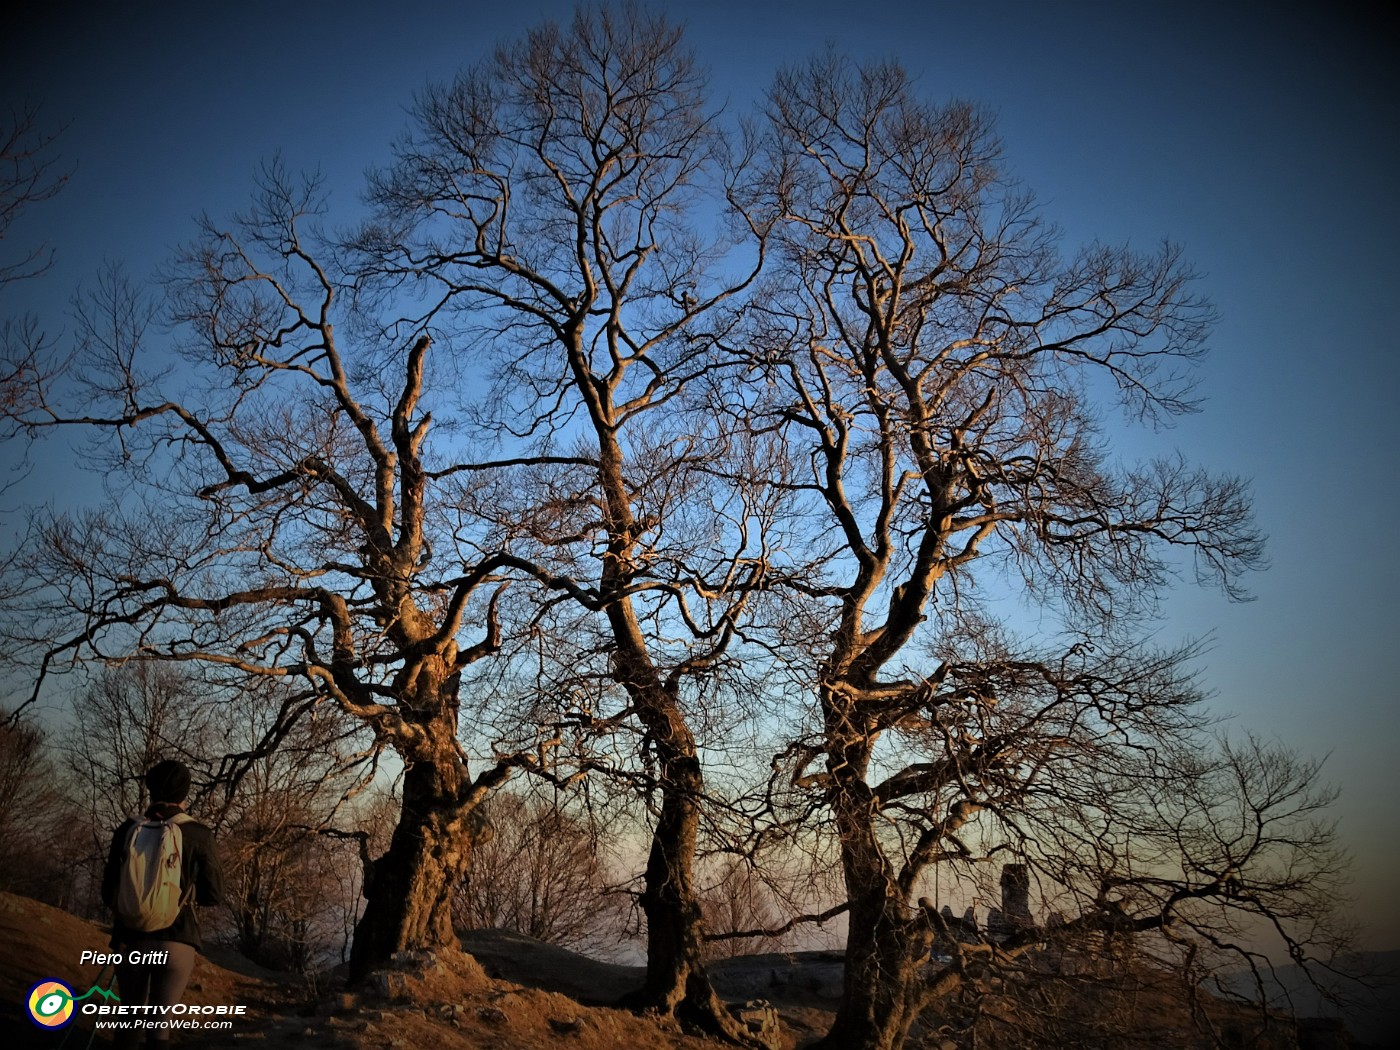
left=1102, top=737, right=1353, bottom=1039
left=0, top=104, right=67, bottom=480
left=453, top=787, right=627, bottom=954
left=0, top=710, right=82, bottom=903
left=60, top=661, right=379, bottom=970
left=61, top=663, right=215, bottom=917
left=697, top=855, right=791, bottom=962
left=210, top=682, right=376, bottom=971
left=66, top=664, right=213, bottom=832
left=1, top=12, right=780, bottom=1021
left=745, top=54, right=1331, bottom=1050
left=349, top=7, right=774, bottom=1039
left=0, top=171, right=552, bottom=980
left=0, top=104, right=67, bottom=288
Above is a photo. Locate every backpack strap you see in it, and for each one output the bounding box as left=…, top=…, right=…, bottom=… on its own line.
left=169, top=813, right=197, bottom=907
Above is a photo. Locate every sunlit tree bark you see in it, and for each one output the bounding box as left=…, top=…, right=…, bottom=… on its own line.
left=348, top=8, right=772, bottom=1040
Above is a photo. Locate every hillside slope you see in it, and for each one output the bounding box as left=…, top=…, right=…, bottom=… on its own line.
left=4, top=891, right=1383, bottom=1049
left=0, top=893, right=792, bottom=1049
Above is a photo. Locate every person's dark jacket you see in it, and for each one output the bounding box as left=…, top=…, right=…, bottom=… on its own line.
left=101, top=802, right=223, bottom=952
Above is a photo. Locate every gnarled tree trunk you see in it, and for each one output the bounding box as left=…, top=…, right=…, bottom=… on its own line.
left=816, top=892, right=925, bottom=1050
left=620, top=709, right=766, bottom=1046
left=631, top=756, right=741, bottom=1031
left=814, top=698, right=931, bottom=1050
left=348, top=711, right=483, bottom=982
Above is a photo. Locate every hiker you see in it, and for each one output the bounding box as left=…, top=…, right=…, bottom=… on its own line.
left=101, top=759, right=224, bottom=1047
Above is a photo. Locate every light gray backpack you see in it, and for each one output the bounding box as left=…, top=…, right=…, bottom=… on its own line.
left=114, top=813, right=193, bottom=931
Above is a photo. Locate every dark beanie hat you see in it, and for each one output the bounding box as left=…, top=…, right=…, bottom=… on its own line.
left=145, top=759, right=191, bottom=803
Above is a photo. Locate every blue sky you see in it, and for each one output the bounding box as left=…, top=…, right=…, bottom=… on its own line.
left=4, top=1, right=1397, bottom=945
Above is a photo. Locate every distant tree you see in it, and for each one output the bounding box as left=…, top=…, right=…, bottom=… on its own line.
left=211, top=683, right=376, bottom=971
left=453, top=788, right=627, bottom=954
left=0, top=710, right=81, bottom=903
left=66, top=664, right=213, bottom=838
left=697, top=855, right=791, bottom=962
left=62, top=663, right=376, bottom=968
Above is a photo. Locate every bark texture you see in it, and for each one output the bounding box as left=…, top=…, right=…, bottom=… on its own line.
left=349, top=731, right=480, bottom=981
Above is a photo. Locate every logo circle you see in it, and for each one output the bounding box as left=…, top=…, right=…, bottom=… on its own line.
left=27, top=979, right=75, bottom=1028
